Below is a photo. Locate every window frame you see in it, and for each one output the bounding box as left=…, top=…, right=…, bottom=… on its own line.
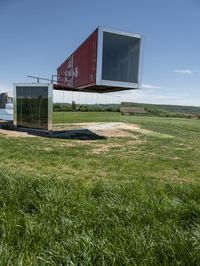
left=96, top=27, right=142, bottom=89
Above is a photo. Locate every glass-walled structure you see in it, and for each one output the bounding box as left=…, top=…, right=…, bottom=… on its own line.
left=13, top=84, right=53, bottom=131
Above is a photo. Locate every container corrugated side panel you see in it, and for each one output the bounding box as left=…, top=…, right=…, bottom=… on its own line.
left=57, top=29, right=98, bottom=89
left=73, top=29, right=98, bottom=89
left=57, top=59, right=69, bottom=86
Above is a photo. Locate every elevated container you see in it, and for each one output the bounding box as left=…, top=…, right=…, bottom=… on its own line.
left=57, top=27, right=142, bottom=93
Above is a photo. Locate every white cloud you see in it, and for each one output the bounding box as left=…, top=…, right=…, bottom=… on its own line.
left=174, top=69, right=193, bottom=75
left=118, top=89, right=200, bottom=106
left=141, top=83, right=161, bottom=89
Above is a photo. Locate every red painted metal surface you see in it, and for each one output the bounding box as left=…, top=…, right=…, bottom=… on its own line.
left=57, top=29, right=98, bottom=90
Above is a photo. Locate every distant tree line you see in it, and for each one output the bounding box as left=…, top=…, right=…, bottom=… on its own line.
left=53, top=102, right=200, bottom=119
left=53, top=103, right=120, bottom=112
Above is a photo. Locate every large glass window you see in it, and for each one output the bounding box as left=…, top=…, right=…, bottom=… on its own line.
left=102, top=32, right=141, bottom=83
left=16, top=86, right=49, bottom=130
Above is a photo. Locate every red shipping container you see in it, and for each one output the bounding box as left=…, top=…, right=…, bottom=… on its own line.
left=56, top=27, right=142, bottom=93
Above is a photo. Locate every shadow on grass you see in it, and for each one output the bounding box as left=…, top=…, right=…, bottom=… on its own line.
left=52, top=129, right=106, bottom=140
left=0, top=121, right=106, bottom=140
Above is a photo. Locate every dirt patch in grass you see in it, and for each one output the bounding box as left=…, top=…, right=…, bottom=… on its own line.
left=158, top=169, right=194, bottom=184
left=168, top=176, right=194, bottom=184
left=175, top=144, right=193, bottom=151
left=92, top=145, right=110, bottom=154
left=0, top=129, right=36, bottom=138
left=91, top=143, right=123, bottom=154
left=117, top=123, right=174, bottom=139
left=35, top=147, right=53, bottom=152
left=54, top=122, right=173, bottom=139
left=0, top=122, right=173, bottom=139
left=172, top=156, right=182, bottom=160
left=90, top=139, right=144, bottom=155
left=94, top=128, right=131, bottom=137
left=82, top=122, right=138, bottom=137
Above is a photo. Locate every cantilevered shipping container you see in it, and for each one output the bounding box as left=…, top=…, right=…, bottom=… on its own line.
left=56, top=27, right=142, bottom=93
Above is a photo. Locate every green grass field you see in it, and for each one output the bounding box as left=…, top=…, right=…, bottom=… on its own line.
left=53, top=111, right=120, bottom=123
left=1, top=112, right=200, bottom=265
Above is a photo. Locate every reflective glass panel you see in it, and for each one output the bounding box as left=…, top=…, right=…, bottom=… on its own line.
left=102, top=32, right=141, bottom=83
left=16, top=86, right=49, bottom=130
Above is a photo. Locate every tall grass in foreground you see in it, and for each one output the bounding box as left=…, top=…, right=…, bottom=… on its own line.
left=1, top=170, right=200, bottom=265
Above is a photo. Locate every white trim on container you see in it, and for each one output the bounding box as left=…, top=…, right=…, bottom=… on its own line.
left=100, top=80, right=139, bottom=89
left=96, top=27, right=142, bottom=89
left=96, top=27, right=104, bottom=86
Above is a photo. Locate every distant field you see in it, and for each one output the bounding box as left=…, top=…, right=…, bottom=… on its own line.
left=1, top=113, right=200, bottom=265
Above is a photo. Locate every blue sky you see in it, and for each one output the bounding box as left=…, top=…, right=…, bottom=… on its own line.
left=0, top=0, right=199, bottom=106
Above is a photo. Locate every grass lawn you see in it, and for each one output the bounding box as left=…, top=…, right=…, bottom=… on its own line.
left=53, top=111, right=120, bottom=124
left=0, top=113, right=200, bottom=265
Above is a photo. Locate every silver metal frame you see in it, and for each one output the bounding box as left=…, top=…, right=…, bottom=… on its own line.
left=96, top=26, right=142, bottom=89
left=13, top=83, right=53, bottom=132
